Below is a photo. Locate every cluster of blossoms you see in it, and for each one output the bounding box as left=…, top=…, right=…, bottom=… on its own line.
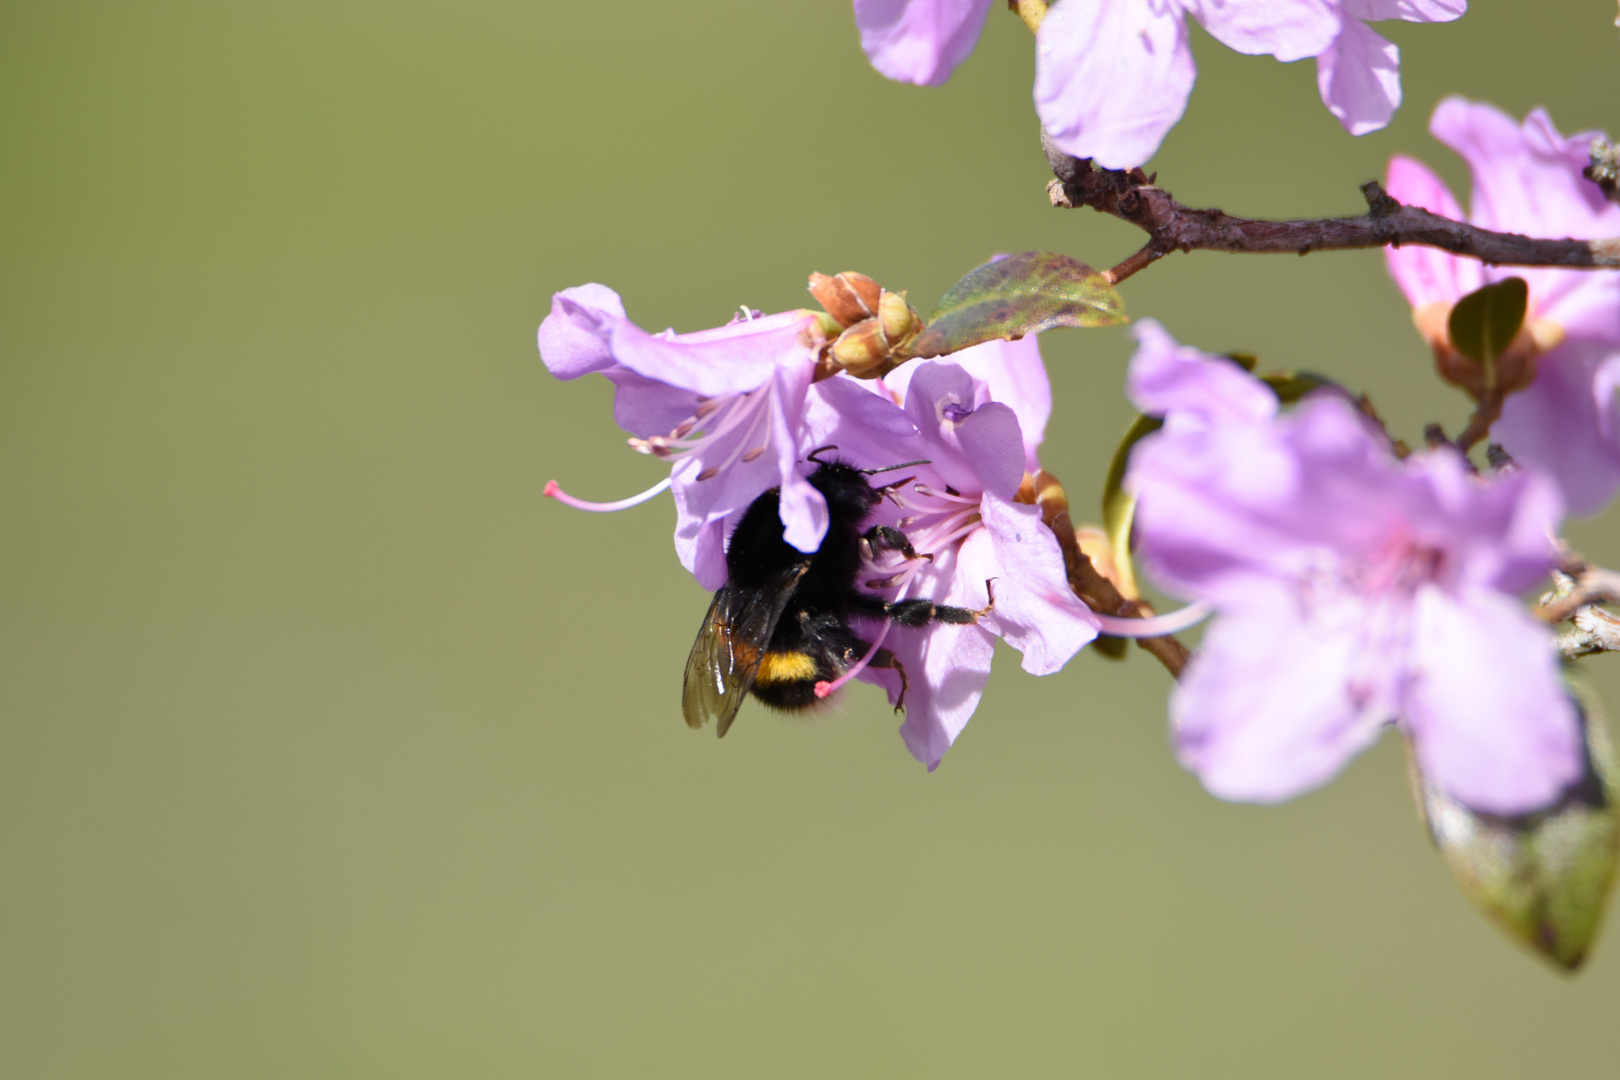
left=854, top=0, right=1465, bottom=167
left=1124, top=321, right=1577, bottom=815
left=540, top=137, right=1606, bottom=817
left=1384, top=97, right=1620, bottom=517
left=541, top=3, right=1620, bottom=968
left=540, top=94, right=1619, bottom=827
left=542, top=282, right=1203, bottom=768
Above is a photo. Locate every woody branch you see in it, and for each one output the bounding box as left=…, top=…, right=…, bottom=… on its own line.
left=1042, top=135, right=1620, bottom=285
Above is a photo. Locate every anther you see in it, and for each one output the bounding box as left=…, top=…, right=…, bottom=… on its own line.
left=740, top=445, right=766, bottom=463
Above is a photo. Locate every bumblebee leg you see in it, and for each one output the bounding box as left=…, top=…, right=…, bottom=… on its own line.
left=862, top=646, right=909, bottom=712
left=860, top=524, right=932, bottom=562
left=853, top=579, right=996, bottom=626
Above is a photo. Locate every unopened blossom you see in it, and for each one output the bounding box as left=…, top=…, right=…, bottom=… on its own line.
left=1384, top=97, right=1620, bottom=516
left=854, top=0, right=1463, bottom=168
left=807, top=340, right=1106, bottom=768
left=538, top=284, right=830, bottom=588
left=1124, top=322, right=1579, bottom=815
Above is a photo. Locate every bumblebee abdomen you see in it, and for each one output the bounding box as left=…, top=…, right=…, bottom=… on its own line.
left=754, top=650, right=819, bottom=687
left=750, top=649, right=835, bottom=711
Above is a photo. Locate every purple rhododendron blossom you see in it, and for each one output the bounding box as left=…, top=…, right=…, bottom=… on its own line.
left=538, top=284, right=828, bottom=588
left=853, top=0, right=1463, bottom=168
left=805, top=338, right=1101, bottom=768
left=1384, top=97, right=1620, bottom=516
left=1124, top=321, right=1580, bottom=815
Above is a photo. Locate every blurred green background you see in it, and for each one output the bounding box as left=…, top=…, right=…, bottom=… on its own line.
left=3, top=2, right=1620, bottom=1076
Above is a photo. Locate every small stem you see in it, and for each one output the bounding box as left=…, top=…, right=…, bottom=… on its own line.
left=1103, top=243, right=1167, bottom=285
left=1454, top=390, right=1504, bottom=452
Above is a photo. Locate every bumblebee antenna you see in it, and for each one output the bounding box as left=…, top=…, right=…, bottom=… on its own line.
left=806, top=445, right=838, bottom=465
left=863, top=459, right=930, bottom=475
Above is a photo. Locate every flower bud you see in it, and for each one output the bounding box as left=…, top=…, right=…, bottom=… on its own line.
left=808, top=271, right=882, bottom=328
left=1414, top=300, right=1561, bottom=401
left=828, top=317, right=893, bottom=378
left=877, top=289, right=922, bottom=352
left=809, top=310, right=845, bottom=342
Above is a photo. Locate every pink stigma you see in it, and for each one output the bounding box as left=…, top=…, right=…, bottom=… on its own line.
left=1090, top=602, right=1212, bottom=638
left=814, top=619, right=893, bottom=699
left=544, top=475, right=672, bottom=512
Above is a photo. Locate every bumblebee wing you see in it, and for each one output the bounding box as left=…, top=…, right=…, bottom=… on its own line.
left=682, top=563, right=808, bottom=737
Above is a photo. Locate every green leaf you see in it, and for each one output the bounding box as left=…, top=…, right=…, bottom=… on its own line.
left=909, top=252, right=1126, bottom=359
left=1448, top=277, right=1528, bottom=386
left=1259, top=369, right=1342, bottom=404
left=1089, top=413, right=1162, bottom=659
left=1411, top=670, right=1620, bottom=971
left=1100, top=413, right=1161, bottom=603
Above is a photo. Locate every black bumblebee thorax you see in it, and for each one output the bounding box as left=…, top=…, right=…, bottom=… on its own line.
left=723, top=460, right=879, bottom=609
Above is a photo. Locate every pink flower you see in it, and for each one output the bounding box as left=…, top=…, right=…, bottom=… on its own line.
left=854, top=1, right=1462, bottom=168
left=538, top=284, right=829, bottom=588
left=1384, top=98, right=1620, bottom=516
left=1124, top=322, right=1580, bottom=815
left=805, top=338, right=1107, bottom=768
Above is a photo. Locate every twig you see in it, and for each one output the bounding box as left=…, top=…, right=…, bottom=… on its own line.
left=1560, top=606, right=1620, bottom=660
left=1019, top=468, right=1189, bottom=677
left=1047, top=511, right=1189, bottom=678
left=1044, top=137, right=1620, bottom=282
left=1585, top=136, right=1620, bottom=206
left=1538, top=562, right=1620, bottom=625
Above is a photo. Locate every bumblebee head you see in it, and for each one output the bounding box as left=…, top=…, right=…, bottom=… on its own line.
left=804, top=447, right=928, bottom=517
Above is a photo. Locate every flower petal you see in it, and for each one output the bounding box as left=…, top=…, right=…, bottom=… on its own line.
left=853, top=0, right=995, bottom=86
left=939, top=335, right=1053, bottom=474
left=1344, top=0, right=1464, bottom=21
left=1403, top=586, right=1581, bottom=815
left=1433, top=98, right=1620, bottom=250
left=886, top=533, right=999, bottom=768
left=903, top=362, right=1026, bottom=499
left=674, top=503, right=731, bottom=591
left=978, top=493, right=1099, bottom=674
left=1034, top=0, right=1195, bottom=168
left=1126, top=320, right=1278, bottom=425
left=1186, top=0, right=1338, bottom=60
left=1173, top=584, right=1392, bottom=803
left=1495, top=340, right=1620, bottom=517
left=1314, top=18, right=1401, bottom=136
left=1382, top=154, right=1480, bottom=308
left=538, top=284, right=625, bottom=380
left=601, top=367, right=703, bottom=440
left=608, top=310, right=820, bottom=398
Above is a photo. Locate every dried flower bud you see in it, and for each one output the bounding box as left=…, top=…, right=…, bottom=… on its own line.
left=808, top=271, right=882, bottom=328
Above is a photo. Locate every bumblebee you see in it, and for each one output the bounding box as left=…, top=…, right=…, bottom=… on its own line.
left=682, top=451, right=990, bottom=736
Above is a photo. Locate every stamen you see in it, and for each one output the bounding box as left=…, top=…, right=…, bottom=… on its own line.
left=740, top=445, right=766, bottom=463
left=911, top=483, right=979, bottom=505
left=544, top=475, right=672, bottom=512
left=1090, top=602, right=1213, bottom=638
left=815, top=620, right=893, bottom=699
left=695, top=466, right=720, bottom=482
